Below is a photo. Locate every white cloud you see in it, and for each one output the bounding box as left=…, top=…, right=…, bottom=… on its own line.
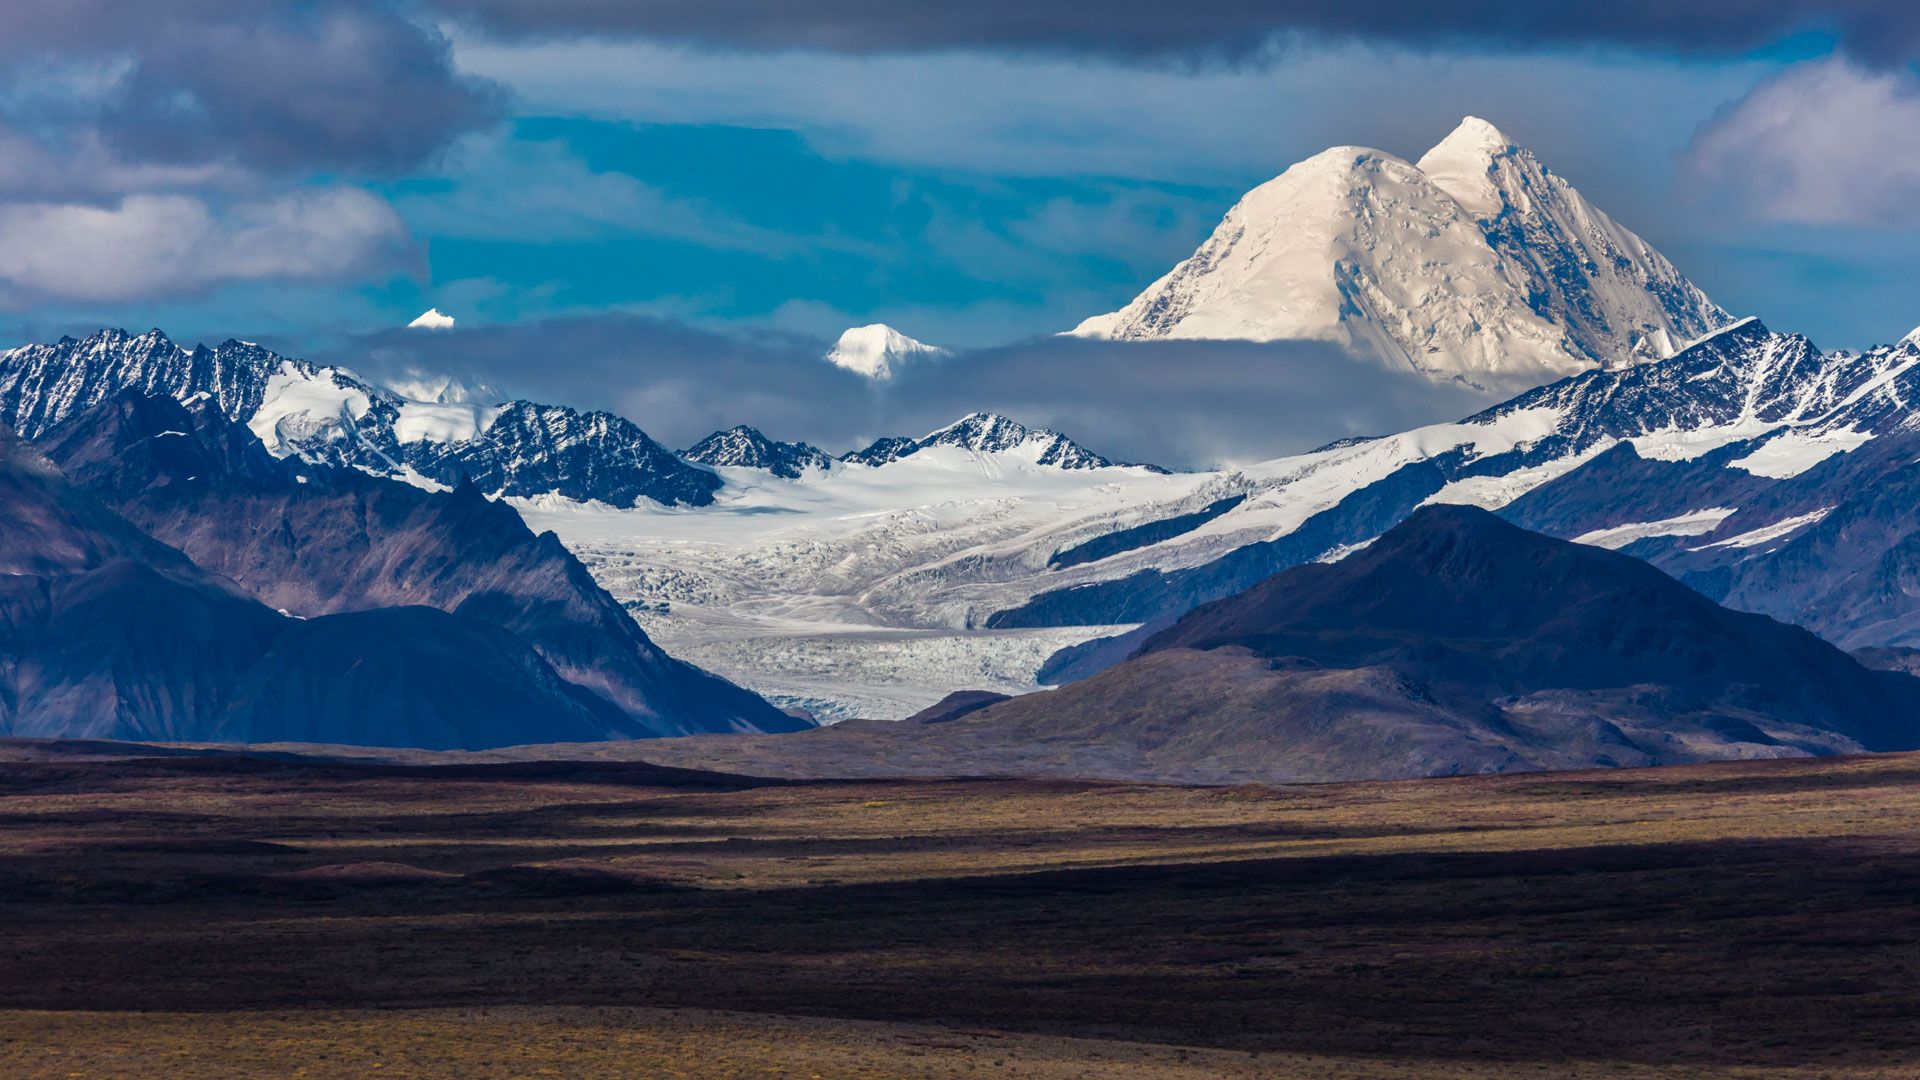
left=0, top=187, right=412, bottom=302
left=1685, top=59, right=1920, bottom=227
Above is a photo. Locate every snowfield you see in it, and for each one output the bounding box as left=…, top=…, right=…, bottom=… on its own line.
left=513, top=406, right=1641, bottom=720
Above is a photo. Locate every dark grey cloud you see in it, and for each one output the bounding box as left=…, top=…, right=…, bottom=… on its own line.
left=0, top=1, right=501, bottom=175
left=429, top=0, right=1920, bottom=64
left=337, top=315, right=1492, bottom=468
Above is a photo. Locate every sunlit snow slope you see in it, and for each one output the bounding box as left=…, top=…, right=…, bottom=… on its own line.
left=1071, top=117, right=1727, bottom=388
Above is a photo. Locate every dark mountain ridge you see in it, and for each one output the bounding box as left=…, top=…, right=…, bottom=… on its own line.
left=0, top=424, right=638, bottom=749
left=35, top=391, right=803, bottom=738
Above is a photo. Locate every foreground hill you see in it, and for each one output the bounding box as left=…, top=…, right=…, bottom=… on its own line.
left=634, top=507, right=1920, bottom=784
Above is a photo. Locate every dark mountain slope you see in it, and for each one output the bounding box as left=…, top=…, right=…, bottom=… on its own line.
left=0, top=426, right=634, bottom=748
left=217, top=606, right=632, bottom=748
left=38, top=393, right=804, bottom=737
left=1145, top=506, right=1916, bottom=749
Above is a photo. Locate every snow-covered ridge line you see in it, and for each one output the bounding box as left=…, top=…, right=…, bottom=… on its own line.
left=0, top=327, right=719, bottom=508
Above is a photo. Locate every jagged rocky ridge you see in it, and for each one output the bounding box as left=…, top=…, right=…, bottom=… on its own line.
left=1072, top=117, right=1727, bottom=387
left=684, top=425, right=833, bottom=478
left=0, top=328, right=719, bottom=507
left=843, top=412, right=1157, bottom=471
left=31, top=391, right=806, bottom=741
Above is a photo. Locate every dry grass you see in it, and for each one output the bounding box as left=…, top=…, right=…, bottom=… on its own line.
left=4, top=748, right=1920, bottom=1076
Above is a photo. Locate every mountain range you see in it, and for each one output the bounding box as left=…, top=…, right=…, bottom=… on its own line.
left=0, top=329, right=721, bottom=508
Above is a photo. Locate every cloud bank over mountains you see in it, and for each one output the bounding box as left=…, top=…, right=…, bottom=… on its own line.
left=341, top=316, right=1491, bottom=469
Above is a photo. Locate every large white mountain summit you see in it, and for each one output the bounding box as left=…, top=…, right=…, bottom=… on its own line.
left=1070, top=117, right=1728, bottom=389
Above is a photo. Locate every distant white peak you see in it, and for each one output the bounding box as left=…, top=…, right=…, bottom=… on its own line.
left=1414, top=116, right=1521, bottom=220
left=1901, top=324, right=1920, bottom=348
left=407, top=308, right=456, bottom=331
left=824, top=323, right=948, bottom=380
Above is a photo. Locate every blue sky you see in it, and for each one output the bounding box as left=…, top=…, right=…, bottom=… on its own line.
left=2, top=2, right=1920, bottom=457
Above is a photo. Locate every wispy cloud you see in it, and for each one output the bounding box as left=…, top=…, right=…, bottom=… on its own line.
left=0, top=188, right=414, bottom=304
left=1684, top=59, right=1920, bottom=227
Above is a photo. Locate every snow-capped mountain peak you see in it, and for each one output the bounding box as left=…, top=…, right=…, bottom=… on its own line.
left=824, top=324, right=948, bottom=380
left=1417, top=116, right=1729, bottom=370
left=918, top=412, right=1112, bottom=468
left=1070, top=117, right=1728, bottom=389
left=1901, top=323, right=1920, bottom=348
left=407, top=308, right=456, bottom=330
left=684, top=425, right=833, bottom=479
left=919, top=411, right=1036, bottom=452
left=1413, top=115, right=1518, bottom=218
left=849, top=411, right=1138, bottom=471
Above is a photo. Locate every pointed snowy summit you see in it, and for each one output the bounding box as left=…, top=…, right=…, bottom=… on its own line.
left=1069, top=117, right=1727, bottom=388
left=407, top=308, right=456, bottom=330
left=825, top=324, right=948, bottom=380
left=1412, top=115, right=1517, bottom=218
